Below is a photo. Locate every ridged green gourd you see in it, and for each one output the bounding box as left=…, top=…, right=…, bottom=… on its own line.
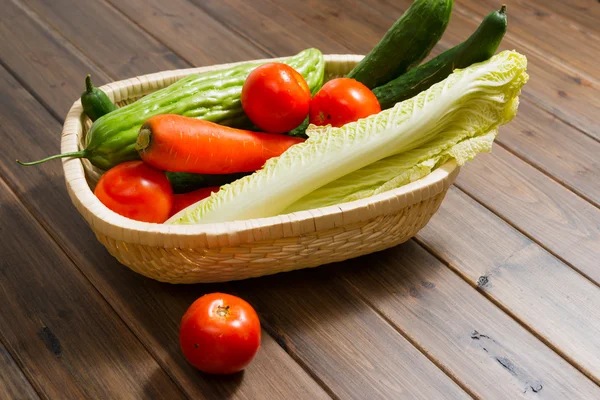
left=19, top=48, right=325, bottom=170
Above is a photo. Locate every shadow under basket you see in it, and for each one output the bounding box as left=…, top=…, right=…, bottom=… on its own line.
left=61, top=54, right=460, bottom=284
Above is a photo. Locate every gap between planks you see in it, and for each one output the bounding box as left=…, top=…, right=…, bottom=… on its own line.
left=217, top=282, right=342, bottom=400
left=452, top=181, right=600, bottom=288
left=493, top=141, right=600, bottom=211
left=0, top=334, right=42, bottom=400
left=415, top=234, right=600, bottom=388
left=455, top=180, right=600, bottom=287
left=344, top=287, right=479, bottom=399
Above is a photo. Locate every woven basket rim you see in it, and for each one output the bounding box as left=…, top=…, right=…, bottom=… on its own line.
left=60, top=54, right=459, bottom=249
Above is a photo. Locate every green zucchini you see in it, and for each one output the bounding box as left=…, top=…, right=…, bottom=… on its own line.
left=373, top=6, right=508, bottom=109
left=347, top=0, right=453, bottom=89
left=166, top=171, right=250, bottom=194
left=18, top=48, right=325, bottom=170
left=81, top=75, right=118, bottom=122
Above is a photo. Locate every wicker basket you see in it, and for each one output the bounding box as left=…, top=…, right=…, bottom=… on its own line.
left=60, top=54, right=459, bottom=284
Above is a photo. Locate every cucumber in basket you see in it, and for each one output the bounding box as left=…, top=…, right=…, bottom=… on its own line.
left=18, top=48, right=325, bottom=170
left=373, top=5, right=508, bottom=109
left=347, top=0, right=453, bottom=89
left=166, top=172, right=250, bottom=194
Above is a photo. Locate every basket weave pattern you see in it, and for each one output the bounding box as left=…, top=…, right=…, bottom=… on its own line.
left=61, top=55, right=459, bottom=283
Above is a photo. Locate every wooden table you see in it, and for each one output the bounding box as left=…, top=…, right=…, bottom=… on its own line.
left=1, top=0, right=599, bottom=398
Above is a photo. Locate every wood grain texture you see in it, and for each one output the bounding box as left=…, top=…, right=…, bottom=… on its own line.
left=0, top=175, right=184, bottom=399
left=527, top=0, right=600, bottom=32
left=341, top=241, right=600, bottom=398
left=188, top=0, right=348, bottom=56
left=232, top=273, right=470, bottom=399
left=22, top=0, right=188, bottom=78
left=493, top=101, right=600, bottom=207
left=0, top=342, right=40, bottom=400
left=418, top=188, right=600, bottom=384
left=104, top=0, right=267, bottom=66
left=0, top=0, right=111, bottom=119
left=455, top=0, right=600, bottom=82
left=456, top=146, right=600, bottom=283
left=269, top=0, right=400, bottom=55
left=0, top=65, right=330, bottom=399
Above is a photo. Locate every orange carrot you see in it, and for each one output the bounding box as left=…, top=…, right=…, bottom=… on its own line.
left=169, top=186, right=219, bottom=217
left=135, top=115, right=304, bottom=174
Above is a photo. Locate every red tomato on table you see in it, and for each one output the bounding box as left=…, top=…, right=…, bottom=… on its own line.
left=242, top=63, right=311, bottom=133
left=309, top=78, right=381, bottom=127
left=94, top=161, right=173, bottom=223
left=180, top=293, right=261, bottom=375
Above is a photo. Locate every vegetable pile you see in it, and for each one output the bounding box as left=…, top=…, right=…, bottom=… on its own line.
left=18, top=1, right=526, bottom=228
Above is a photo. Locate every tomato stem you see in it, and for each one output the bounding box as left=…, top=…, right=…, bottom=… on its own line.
left=216, top=305, right=230, bottom=317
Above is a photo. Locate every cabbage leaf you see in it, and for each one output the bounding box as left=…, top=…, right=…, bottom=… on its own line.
left=169, top=51, right=528, bottom=224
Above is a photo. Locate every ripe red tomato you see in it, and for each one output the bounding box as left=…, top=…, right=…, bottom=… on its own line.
left=94, top=161, right=173, bottom=223
left=169, top=186, right=219, bottom=217
left=180, top=293, right=261, bottom=375
left=242, top=63, right=311, bottom=133
left=309, top=78, right=381, bottom=127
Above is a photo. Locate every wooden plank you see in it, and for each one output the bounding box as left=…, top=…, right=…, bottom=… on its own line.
left=104, top=0, right=267, bottom=66
left=527, top=0, right=600, bottom=32
left=0, top=66, right=331, bottom=399
left=417, top=187, right=600, bottom=384
left=341, top=241, right=600, bottom=398
left=232, top=273, right=470, bottom=399
left=22, top=0, right=188, bottom=78
left=0, top=342, right=40, bottom=400
left=456, top=146, right=600, bottom=283
left=0, top=0, right=111, bottom=119
left=455, top=0, right=600, bottom=82
left=188, top=0, right=349, bottom=56
left=0, top=180, right=184, bottom=398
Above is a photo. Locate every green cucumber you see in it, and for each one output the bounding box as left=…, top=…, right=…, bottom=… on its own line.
left=347, top=0, right=453, bottom=89
left=166, top=171, right=250, bottom=194
left=81, top=75, right=118, bottom=121
left=18, top=48, right=325, bottom=170
left=373, top=5, right=508, bottom=109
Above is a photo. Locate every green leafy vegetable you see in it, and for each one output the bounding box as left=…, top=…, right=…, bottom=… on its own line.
left=284, top=129, right=498, bottom=212
left=168, top=51, right=528, bottom=225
